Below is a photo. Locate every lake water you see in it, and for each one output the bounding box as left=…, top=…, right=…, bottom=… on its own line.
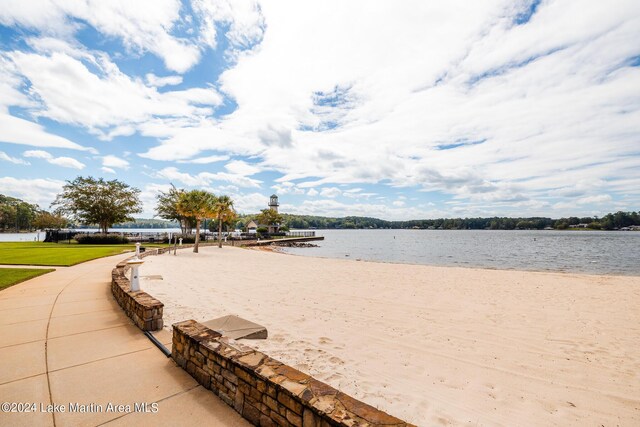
left=3, top=228, right=638, bottom=275
left=281, top=229, right=640, bottom=276
left=0, top=232, right=41, bottom=242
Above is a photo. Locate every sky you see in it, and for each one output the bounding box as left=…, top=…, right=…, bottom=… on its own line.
left=0, top=0, right=639, bottom=220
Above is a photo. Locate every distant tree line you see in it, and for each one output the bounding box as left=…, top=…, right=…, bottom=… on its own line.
left=0, top=194, right=67, bottom=232
left=2, top=179, right=639, bottom=235
left=236, top=211, right=640, bottom=231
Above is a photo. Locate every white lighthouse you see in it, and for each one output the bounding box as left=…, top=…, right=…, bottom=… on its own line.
left=269, top=194, right=279, bottom=213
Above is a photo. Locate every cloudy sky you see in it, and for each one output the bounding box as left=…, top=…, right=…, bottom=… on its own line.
left=0, top=0, right=638, bottom=220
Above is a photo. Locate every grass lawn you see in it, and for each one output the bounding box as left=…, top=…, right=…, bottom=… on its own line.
left=0, top=242, right=161, bottom=266
left=0, top=268, right=56, bottom=290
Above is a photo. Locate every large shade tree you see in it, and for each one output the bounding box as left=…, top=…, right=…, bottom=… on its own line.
left=176, top=190, right=216, bottom=253
left=32, top=211, right=68, bottom=230
left=0, top=194, right=39, bottom=231
left=52, top=176, right=142, bottom=234
left=211, top=195, right=236, bottom=248
left=155, top=184, right=195, bottom=236
left=256, top=208, right=283, bottom=233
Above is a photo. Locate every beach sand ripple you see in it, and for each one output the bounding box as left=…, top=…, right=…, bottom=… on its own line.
left=143, top=246, right=640, bottom=426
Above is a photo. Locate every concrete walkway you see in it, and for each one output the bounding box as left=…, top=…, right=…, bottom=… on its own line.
left=0, top=254, right=249, bottom=427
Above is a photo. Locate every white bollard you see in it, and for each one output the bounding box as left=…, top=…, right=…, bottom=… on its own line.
left=126, top=258, right=144, bottom=292
left=127, top=258, right=144, bottom=292
left=135, top=242, right=141, bottom=258
left=179, top=238, right=183, bottom=246
left=130, top=264, right=140, bottom=291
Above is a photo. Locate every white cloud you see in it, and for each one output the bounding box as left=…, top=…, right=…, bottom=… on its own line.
left=102, top=155, right=130, bottom=169
left=48, top=156, right=85, bottom=169
left=155, top=166, right=262, bottom=188
left=201, top=172, right=262, bottom=188
left=146, top=73, right=183, bottom=87
left=0, top=151, right=29, bottom=165
left=24, top=149, right=85, bottom=169
left=7, top=49, right=222, bottom=140
left=162, top=0, right=636, bottom=212
left=0, top=106, right=89, bottom=150
left=0, top=0, right=201, bottom=73
left=290, top=198, right=448, bottom=221
left=0, top=176, right=65, bottom=207
left=23, top=150, right=51, bottom=159
left=231, top=192, right=269, bottom=213
left=576, top=195, right=612, bottom=205
left=271, top=181, right=305, bottom=195
left=191, top=0, right=265, bottom=50
left=2, top=1, right=639, bottom=218
left=319, top=187, right=342, bottom=198
left=139, top=182, right=173, bottom=217
left=225, top=160, right=261, bottom=176
left=101, top=166, right=116, bottom=174
left=177, top=154, right=230, bottom=164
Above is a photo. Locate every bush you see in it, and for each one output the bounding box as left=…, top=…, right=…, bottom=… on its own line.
left=74, top=233, right=130, bottom=244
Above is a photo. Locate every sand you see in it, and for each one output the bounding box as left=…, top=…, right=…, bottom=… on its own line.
left=142, top=246, right=640, bottom=426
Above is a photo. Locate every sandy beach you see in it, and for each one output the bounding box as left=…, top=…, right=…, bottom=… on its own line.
left=142, top=246, right=640, bottom=426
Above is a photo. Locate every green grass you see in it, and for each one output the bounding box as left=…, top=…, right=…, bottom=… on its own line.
left=0, top=268, right=55, bottom=290
left=0, top=242, right=144, bottom=266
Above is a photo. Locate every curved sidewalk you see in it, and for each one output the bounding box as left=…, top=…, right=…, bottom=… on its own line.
left=0, top=253, right=249, bottom=427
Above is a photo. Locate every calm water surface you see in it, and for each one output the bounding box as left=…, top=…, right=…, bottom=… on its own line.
left=281, top=229, right=640, bottom=276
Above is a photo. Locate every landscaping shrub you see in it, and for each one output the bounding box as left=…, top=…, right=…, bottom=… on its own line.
left=74, top=233, right=129, bottom=244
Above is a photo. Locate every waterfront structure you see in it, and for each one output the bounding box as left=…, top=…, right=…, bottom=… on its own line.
left=269, top=194, right=279, bottom=212
left=246, top=220, right=258, bottom=234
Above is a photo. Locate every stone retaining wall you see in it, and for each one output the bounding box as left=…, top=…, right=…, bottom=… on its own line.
left=173, top=320, right=415, bottom=427
left=111, top=249, right=166, bottom=331
left=110, top=243, right=219, bottom=331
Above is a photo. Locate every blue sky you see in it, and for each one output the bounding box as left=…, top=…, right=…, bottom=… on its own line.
left=0, top=0, right=638, bottom=220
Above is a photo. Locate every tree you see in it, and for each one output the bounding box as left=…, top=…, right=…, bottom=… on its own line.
left=176, top=190, right=216, bottom=253
left=0, top=204, right=17, bottom=231
left=52, top=176, right=142, bottom=234
left=156, top=184, right=195, bottom=236
left=256, top=208, right=283, bottom=232
left=0, top=195, right=39, bottom=231
left=33, top=211, right=68, bottom=230
left=16, top=202, right=39, bottom=230
left=211, top=195, right=236, bottom=248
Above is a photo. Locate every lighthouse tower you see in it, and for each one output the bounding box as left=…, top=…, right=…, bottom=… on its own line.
left=269, top=194, right=279, bottom=212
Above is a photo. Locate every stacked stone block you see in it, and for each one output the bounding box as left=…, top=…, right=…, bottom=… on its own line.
left=111, top=252, right=164, bottom=331
left=173, top=320, right=414, bottom=427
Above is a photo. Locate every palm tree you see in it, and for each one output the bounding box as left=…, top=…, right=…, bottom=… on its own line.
left=176, top=190, right=216, bottom=253
left=212, top=195, right=236, bottom=248
left=156, top=184, right=195, bottom=236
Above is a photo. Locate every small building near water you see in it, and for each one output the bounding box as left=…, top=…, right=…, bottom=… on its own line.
left=246, top=220, right=258, bottom=234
